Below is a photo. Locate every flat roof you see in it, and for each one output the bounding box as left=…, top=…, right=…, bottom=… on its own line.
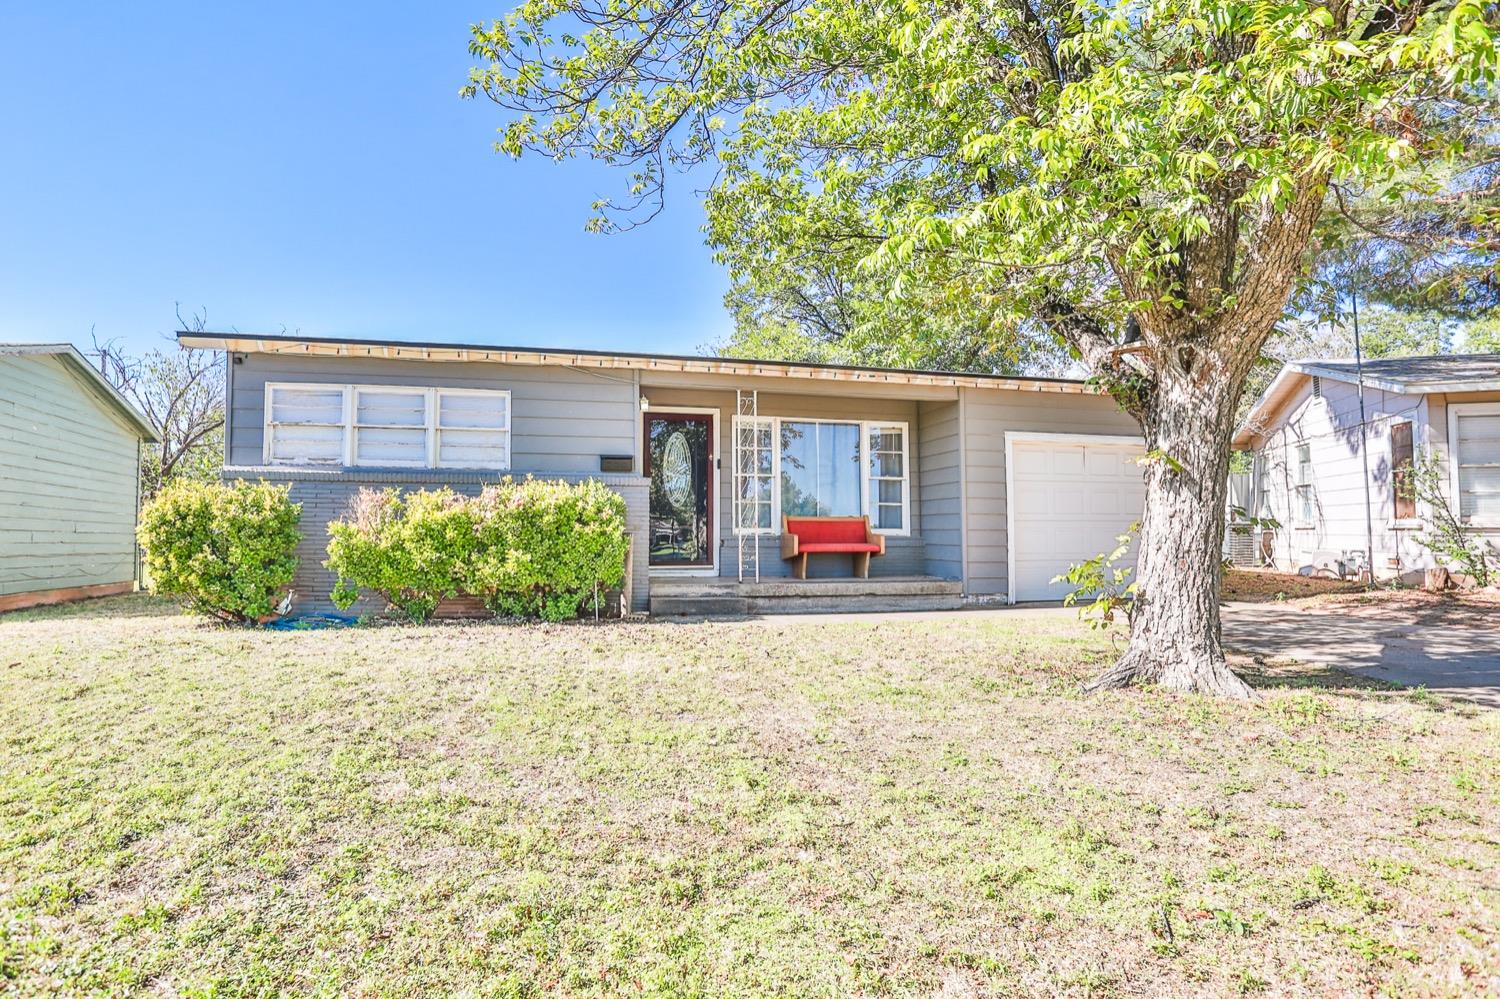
left=177, top=331, right=1098, bottom=395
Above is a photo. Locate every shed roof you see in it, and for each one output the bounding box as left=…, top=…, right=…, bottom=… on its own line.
left=0, top=342, right=160, bottom=442
left=177, top=331, right=1098, bottom=396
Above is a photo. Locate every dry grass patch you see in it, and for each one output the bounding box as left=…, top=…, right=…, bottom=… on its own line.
left=1, top=596, right=1497, bottom=996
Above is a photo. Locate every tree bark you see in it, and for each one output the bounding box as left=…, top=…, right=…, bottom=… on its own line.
left=1085, top=347, right=1255, bottom=698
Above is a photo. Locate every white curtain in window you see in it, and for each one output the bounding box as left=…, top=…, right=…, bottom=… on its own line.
left=779, top=421, right=861, bottom=517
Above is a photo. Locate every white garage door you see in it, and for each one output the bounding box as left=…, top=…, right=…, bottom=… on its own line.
left=1009, top=436, right=1147, bottom=602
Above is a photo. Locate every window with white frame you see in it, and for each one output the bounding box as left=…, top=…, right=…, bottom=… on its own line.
left=354, top=388, right=428, bottom=466
left=267, top=384, right=347, bottom=464
left=1452, top=405, right=1500, bottom=525
left=436, top=390, right=510, bottom=468
left=780, top=420, right=862, bottom=518
left=733, top=417, right=775, bottom=531
left=1254, top=451, right=1273, bottom=519
left=867, top=424, right=908, bottom=532
left=1295, top=442, right=1314, bottom=524
left=264, top=383, right=510, bottom=469
left=731, top=416, right=910, bottom=535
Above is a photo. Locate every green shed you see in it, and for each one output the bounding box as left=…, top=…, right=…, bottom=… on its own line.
left=0, top=343, right=158, bottom=611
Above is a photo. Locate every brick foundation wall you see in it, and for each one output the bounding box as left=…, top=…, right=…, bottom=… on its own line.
left=222, top=467, right=650, bottom=615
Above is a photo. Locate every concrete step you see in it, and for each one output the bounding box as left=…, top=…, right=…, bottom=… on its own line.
left=649, top=594, right=750, bottom=616
left=744, top=592, right=964, bottom=614
left=650, top=574, right=965, bottom=616
left=740, top=578, right=961, bottom=598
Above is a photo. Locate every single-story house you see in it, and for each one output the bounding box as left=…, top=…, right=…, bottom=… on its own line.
left=178, top=331, right=1147, bottom=614
left=1233, top=354, right=1500, bottom=581
left=0, top=343, right=159, bottom=612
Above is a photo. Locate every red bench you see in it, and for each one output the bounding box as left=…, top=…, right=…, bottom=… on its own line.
left=780, top=515, right=885, bottom=579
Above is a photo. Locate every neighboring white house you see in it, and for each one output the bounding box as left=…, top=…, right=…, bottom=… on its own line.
left=1233, top=354, right=1500, bottom=582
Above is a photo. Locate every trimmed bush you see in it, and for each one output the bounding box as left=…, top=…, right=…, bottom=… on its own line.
left=466, top=478, right=630, bottom=621
left=325, top=488, right=477, bottom=622
left=138, top=479, right=302, bottom=623
left=324, top=478, right=629, bottom=623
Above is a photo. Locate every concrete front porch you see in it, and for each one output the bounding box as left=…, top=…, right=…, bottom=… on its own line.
left=649, top=574, right=963, bottom=616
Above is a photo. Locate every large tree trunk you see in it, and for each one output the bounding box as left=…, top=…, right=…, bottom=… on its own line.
left=1086, top=349, right=1254, bottom=698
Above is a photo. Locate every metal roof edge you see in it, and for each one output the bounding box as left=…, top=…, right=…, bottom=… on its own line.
left=176, top=331, right=1097, bottom=394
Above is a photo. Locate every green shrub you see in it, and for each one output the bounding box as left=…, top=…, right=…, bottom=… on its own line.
left=465, top=478, right=630, bottom=621
left=1400, top=449, right=1498, bottom=587
left=1053, top=522, right=1139, bottom=631
left=138, top=479, right=302, bottom=623
left=323, top=478, right=629, bottom=623
left=325, top=488, right=477, bottom=622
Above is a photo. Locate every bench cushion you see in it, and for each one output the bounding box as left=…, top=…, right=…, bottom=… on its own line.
left=785, top=518, right=869, bottom=544
left=798, top=542, right=882, bottom=553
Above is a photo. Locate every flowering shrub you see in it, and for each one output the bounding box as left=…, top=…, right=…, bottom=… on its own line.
left=324, top=478, right=629, bottom=622
left=138, top=479, right=302, bottom=623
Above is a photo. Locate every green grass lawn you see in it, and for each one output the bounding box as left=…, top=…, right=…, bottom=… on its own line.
left=1, top=597, right=1497, bottom=997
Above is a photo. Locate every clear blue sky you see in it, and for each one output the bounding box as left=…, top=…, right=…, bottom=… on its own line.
left=0, top=2, right=731, bottom=357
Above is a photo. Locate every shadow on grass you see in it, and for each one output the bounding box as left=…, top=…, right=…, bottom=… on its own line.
left=1234, top=655, right=1492, bottom=714
left=1237, top=659, right=1399, bottom=693
left=0, top=592, right=183, bottom=624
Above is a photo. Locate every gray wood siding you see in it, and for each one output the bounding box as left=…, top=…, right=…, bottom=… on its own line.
left=641, top=386, right=927, bottom=577
left=917, top=399, right=962, bottom=579
left=229, top=353, right=638, bottom=474
left=0, top=353, right=141, bottom=596
left=960, top=388, right=1142, bottom=596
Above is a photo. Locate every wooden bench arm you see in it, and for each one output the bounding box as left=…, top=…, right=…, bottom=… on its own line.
left=780, top=516, right=799, bottom=559
left=862, top=516, right=886, bottom=556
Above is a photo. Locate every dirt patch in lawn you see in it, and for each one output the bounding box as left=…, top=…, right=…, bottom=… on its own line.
left=1, top=595, right=1497, bottom=997
left=1221, top=567, right=1365, bottom=603
left=1297, top=587, right=1500, bottom=631
left=1225, top=568, right=1500, bottom=629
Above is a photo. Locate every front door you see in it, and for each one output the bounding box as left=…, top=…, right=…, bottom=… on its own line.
left=646, top=413, right=714, bottom=568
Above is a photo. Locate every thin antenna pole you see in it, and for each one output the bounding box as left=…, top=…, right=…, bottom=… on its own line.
left=1351, top=291, right=1376, bottom=591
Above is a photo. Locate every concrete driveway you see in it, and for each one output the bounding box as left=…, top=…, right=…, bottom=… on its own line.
left=1221, top=601, right=1500, bottom=706
left=750, top=600, right=1500, bottom=706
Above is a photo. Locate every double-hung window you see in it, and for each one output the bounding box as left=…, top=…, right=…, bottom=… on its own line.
left=1254, top=451, right=1273, bottom=520
left=264, top=382, right=510, bottom=469
left=1294, top=443, right=1314, bottom=525
left=733, top=417, right=775, bottom=531
left=866, top=424, right=909, bottom=532
left=731, top=416, right=910, bottom=535
left=1451, top=404, right=1500, bottom=526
